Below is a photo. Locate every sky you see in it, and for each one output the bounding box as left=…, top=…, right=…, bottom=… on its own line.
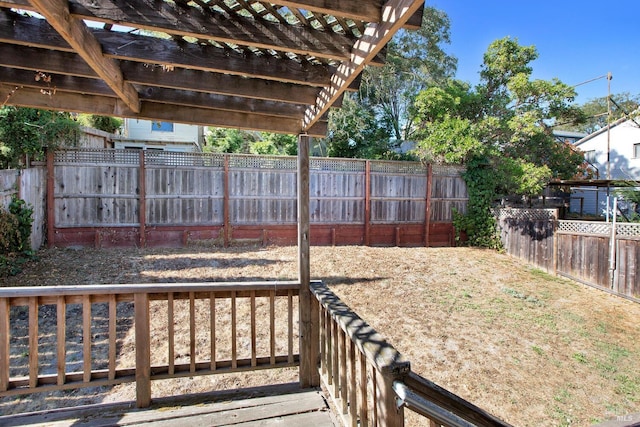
left=430, top=0, right=640, bottom=105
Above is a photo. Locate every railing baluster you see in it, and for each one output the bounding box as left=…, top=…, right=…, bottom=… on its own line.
left=349, top=338, right=357, bottom=427
left=168, top=292, right=175, bottom=376
left=320, top=305, right=326, bottom=377
left=332, top=319, right=339, bottom=397
left=287, top=289, right=293, bottom=364
left=326, top=308, right=333, bottom=386
left=82, top=294, right=91, bottom=382
left=359, top=352, right=369, bottom=427
left=209, top=292, right=215, bottom=371
left=371, top=364, right=377, bottom=427
left=189, top=292, right=196, bottom=373
left=28, top=297, right=38, bottom=389
left=231, top=290, right=237, bottom=369
left=269, top=289, right=275, bottom=366
left=250, top=290, right=256, bottom=367
left=134, top=292, right=151, bottom=408
left=57, top=296, right=66, bottom=385
left=340, top=327, right=348, bottom=414
left=0, top=297, right=9, bottom=391
left=108, top=294, right=116, bottom=381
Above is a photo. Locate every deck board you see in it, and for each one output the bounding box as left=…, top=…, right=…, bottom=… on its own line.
left=0, top=385, right=335, bottom=427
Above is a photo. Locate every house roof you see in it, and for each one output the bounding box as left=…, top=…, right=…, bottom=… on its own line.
left=0, top=0, right=424, bottom=137
left=575, top=109, right=640, bottom=147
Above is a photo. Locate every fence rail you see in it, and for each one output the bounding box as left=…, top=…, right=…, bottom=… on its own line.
left=495, top=208, right=640, bottom=302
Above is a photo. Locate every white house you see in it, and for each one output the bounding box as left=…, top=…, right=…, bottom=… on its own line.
left=570, top=114, right=640, bottom=216
left=115, top=119, right=204, bottom=152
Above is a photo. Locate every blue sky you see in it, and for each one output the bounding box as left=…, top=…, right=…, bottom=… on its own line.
left=431, top=1, right=640, bottom=105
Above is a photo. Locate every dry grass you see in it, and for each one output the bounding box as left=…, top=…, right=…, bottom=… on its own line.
left=1, top=245, right=639, bottom=426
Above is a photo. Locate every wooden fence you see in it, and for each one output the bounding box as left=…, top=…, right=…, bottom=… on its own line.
left=0, top=168, right=46, bottom=250
left=46, top=149, right=467, bottom=248
left=495, top=208, right=640, bottom=302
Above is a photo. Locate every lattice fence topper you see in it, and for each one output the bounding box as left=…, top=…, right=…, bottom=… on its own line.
left=311, top=158, right=366, bottom=172
left=55, top=148, right=140, bottom=165
left=432, top=164, right=466, bottom=176
left=145, top=151, right=225, bottom=167
left=370, top=161, right=427, bottom=174
left=617, top=223, right=640, bottom=237
left=557, top=220, right=611, bottom=235
left=493, top=208, right=558, bottom=221
left=229, top=154, right=297, bottom=170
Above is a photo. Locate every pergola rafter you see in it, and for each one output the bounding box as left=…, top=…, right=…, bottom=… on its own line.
left=0, top=0, right=424, bottom=136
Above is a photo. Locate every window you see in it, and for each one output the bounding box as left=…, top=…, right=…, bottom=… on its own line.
left=634, top=143, right=640, bottom=158
left=151, top=121, right=174, bottom=132
left=584, top=150, right=596, bottom=164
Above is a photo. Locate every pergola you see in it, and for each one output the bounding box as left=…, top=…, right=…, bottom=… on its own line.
left=0, top=0, right=424, bottom=136
left=0, top=0, right=426, bottom=396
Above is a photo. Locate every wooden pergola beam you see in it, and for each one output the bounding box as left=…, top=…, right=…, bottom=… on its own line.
left=0, top=10, right=334, bottom=87
left=26, top=0, right=140, bottom=113
left=0, top=67, right=311, bottom=119
left=302, top=0, right=424, bottom=131
left=0, top=84, right=328, bottom=136
left=0, top=44, right=328, bottom=105
left=0, top=0, right=355, bottom=61
left=269, top=0, right=382, bottom=22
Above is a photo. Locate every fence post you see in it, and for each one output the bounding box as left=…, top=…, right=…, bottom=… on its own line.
left=552, top=209, right=559, bottom=275
left=134, top=292, right=151, bottom=408
left=46, top=150, right=55, bottom=248
left=424, top=163, right=432, bottom=247
left=138, top=151, right=146, bottom=248
left=365, top=160, right=371, bottom=246
left=376, top=369, right=405, bottom=427
left=223, top=154, right=230, bottom=247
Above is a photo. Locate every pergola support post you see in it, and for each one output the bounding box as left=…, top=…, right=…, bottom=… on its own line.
left=298, top=134, right=319, bottom=387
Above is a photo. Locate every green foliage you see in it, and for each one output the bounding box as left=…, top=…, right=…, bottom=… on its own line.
left=204, top=128, right=298, bottom=156
left=0, top=196, right=34, bottom=277
left=413, top=37, right=587, bottom=247
left=0, top=107, right=80, bottom=168
left=78, top=114, right=123, bottom=134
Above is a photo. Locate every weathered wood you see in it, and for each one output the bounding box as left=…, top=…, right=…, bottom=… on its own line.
left=46, top=151, right=55, bottom=248
left=339, top=327, right=348, bottom=414
left=189, top=292, right=196, bottom=374
left=28, top=297, right=38, bottom=389
left=27, top=0, right=140, bottom=113
left=82, top=294, right=92, bottom=382
left=134, top=293, right=151, bottom=408
left=0, top=298, right=9, bottom=392
left=231, top=291, right=237, bottom=370
left=108, top=294, right=116, bottom=381
left=359, top=352, right=369, bottom=427
left=270, top=290, right=276, bottom=366
left=209, top=292, right=216, bottom=372
left=349, top=338, right=357, bottom=427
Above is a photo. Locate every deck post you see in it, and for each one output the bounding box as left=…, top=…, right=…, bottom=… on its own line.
left=134, top=293, right=151, bottom=407
left=376, top=369, right=405, bottom=427
left=298, top=134, right=319, bottom=387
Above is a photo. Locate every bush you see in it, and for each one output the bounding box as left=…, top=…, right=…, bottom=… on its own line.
left=0, top=196, right=34, bottom=277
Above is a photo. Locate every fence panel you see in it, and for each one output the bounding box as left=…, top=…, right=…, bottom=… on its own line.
left=20, top=168, right=46, bottom=250
left=0, top=169, right=18, bottom=210
left=44, top=149, right=469, bottom=248
left=497, top=209, right=640, bottom=302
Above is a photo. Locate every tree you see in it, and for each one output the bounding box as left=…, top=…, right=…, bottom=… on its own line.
left=204, top=128, right=297, bottom=156
left=0, top=106, right=80, bottom=168
left=560, top=92, right=640, bottom=134
left=322, top=92, right=396, bottom=159
left=412, top=37, right=586, bottom=246
left=358, top=6, right=457, bottom=143
left=78, top=114, right=123, bottom=134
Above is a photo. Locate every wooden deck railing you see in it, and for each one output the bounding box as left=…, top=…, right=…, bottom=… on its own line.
left=1, top=280, right=509, bottom=426
left=311, top=281, right=511, bottom=427
left=0, top=282, right=300, bottom=407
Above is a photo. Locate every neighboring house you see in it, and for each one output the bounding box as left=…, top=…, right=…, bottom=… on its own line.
left=116, top=119, right=204, bottom=152
left=569, top=114, right=640, bottom=216
left=552, top=129, right=587, bottom=145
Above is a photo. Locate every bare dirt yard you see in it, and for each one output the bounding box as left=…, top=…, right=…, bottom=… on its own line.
left=1, top=245, right=639, bottom=426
